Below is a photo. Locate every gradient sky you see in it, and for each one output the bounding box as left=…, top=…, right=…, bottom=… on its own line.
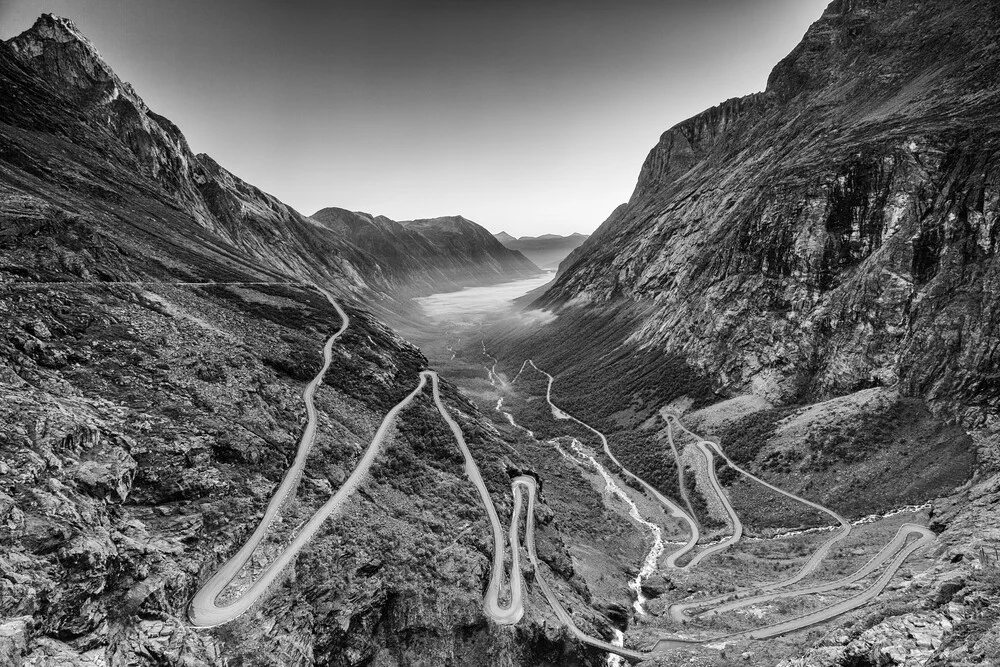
left=1, top=0, right=829, bottom=236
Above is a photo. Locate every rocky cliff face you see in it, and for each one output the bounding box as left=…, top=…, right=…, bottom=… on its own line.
left=537, top=0, right=1000, bottom=426
left=312, top=208, right=540, bottom=296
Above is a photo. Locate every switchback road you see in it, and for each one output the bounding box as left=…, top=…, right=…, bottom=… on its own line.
left=189, top=287, right=523, bottom=627
left=184, top=291, right=935, bottom=662
left=508, top=361, right=934, bottom=655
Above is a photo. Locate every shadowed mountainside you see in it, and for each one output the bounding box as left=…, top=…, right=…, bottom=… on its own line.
left=532, top=0, right=1000, bottom=427
left=494, top=232, right=589, bottom=270
left=1, top=14, right=536, bottom=301
left=312, top=208, right=540, bottom=296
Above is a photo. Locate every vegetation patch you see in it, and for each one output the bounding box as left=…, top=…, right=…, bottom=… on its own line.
left=714, top=408, right=789, bottom=467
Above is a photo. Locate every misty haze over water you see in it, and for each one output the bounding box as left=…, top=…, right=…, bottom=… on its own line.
left=415, top=273, right=554, bottom=324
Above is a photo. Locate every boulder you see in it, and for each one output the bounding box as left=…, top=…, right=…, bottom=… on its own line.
left=67, top=445, right=137, bottom=502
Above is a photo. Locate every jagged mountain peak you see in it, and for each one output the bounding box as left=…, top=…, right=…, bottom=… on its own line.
left=14, top=14, right=94, bottom=50
left=765, top=0, right=999, bottom=103
left=7, top=14, right=138, bottom=103
left=0, top=13, right=544, bottom=301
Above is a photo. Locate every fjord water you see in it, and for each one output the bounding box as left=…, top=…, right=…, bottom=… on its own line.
left=415, top=273, right=554, bottom=324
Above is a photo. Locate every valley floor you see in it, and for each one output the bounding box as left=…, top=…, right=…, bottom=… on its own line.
left=343, top=290, right=960, bottom=664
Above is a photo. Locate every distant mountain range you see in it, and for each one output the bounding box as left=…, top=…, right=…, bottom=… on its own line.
left=493, top=231, right=589, bottom=269
left=312, top=208, right=540, bottom=296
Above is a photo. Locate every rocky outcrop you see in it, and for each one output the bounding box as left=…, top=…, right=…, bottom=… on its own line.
left=776, top=610, right=955, bottom=667
left=536, top=0, right=1000, bottom=426
left=7, top=14, right=217, bottom=230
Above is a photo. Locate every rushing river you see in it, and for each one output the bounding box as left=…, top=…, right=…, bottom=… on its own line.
left=415, top=272, right=554, bottom=324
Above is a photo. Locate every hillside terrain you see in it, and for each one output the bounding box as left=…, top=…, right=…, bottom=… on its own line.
left=3, top=3, right=1000, bottom=667
left=0, top=15, right=622, bottom=667
left=312, top=209, right=540, bottom=296
left=482, top=0, right=1000, bottom=664
left=0, top=13, right=535, bottom=304
left=494, top=232, right=589, bottom=270
left=533, top=0, right=1000, bottom=425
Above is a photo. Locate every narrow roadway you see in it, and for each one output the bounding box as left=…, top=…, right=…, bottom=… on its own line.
left=180, top=286, right=936, bottom=659
left=189, top=287, right=349, bottom=626
left=509, top=475, right=691, bottom=661
left=525, top=360, right=701, bottom=568
left=429, top=367, right=523, bottom=624
left=679, top=428, right=743, bottom=568
left=702, top=523, right=933, bottom=620
left=189, top=287, right=523, bottom=626
left=508, top=361, right=934, bottom=655
left=665, top=412, right=854, bottom=623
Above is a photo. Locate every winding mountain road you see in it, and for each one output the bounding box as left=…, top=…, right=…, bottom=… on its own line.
left=657, top=413, right=932, bottom=642
left=664, top=412, right=855, bottom=623
left=189, top=287, right=350, bottom=627
left=524, top=360, right=701, bottom=568
left=429, top=366, right=524, bottom=625
left=743, top=524, right=934, bottom=640
left=510, top=475, right=682, bottom=661
left=184, top=289, right=935, bottom=662
left=677, top=428, right=743, bottom=569
left=188, top=288, right=524, bottom=627
left=702, top=523, right=933, bottom=621
left=507, top=360, right=934, bottom=657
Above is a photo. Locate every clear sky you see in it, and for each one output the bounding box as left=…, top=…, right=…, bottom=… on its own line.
left=1, top=0, right=830, bottom=237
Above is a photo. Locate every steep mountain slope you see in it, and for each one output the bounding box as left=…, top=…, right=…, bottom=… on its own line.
left=478, top=3, right=1000, bottom=662
left=495, top=232, right=589, bottom=270
left=0, top=212, right=620, bottom=666
left=534, top=0, right=1000, bottom=426
left=312, top=208, right=540, bottom=295
left=0, top=14, right=618, bottom=667
left=1, top=14, right=534, bottom=301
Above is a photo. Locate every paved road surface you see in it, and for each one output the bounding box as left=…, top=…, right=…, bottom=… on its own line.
left=525, top=360, right=701, bottom=568
left=188, top=286, right=525, bottom=627
left=665, top=412, right=854, bottom=623
left=189, top=287, right=349, bottom=626
left=510, top=476, right=700, bottom=661
left=503, top=362, right=935, bottom=654
left=429, top=368, right=524, bottom=624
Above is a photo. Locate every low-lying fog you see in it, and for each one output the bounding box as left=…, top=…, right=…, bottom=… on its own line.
left=415, top=273, right=554, bottom=325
